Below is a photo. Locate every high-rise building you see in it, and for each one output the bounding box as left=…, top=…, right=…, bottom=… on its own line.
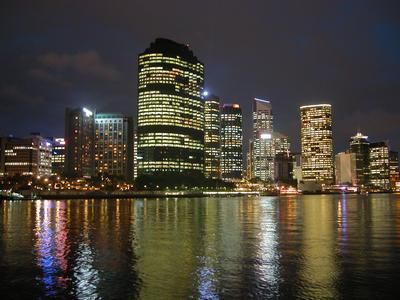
left=221, top=104, right=243, bottom=182
left=95, top=113, right=133, bottom=180
left=335, top=152, right=357, bottom=185
left=369, top=142, right=390, bottom=191
left=349, top=132, right=370, bottom=186
left=300, top=104, right=334, bottom=184
left=137, top=38, right=205, bottom=178
left=65, top=107, right=95, bottom=177
left=1, top=135, right=52, bottom=177
left=389, top=151, right=399, bottom=190
left=204, top=94, right=221, bottom=179
left=51, top=137, right=65, bottom=176
left=133, top=132, right=138, bottom=180
left=252, top=98, right=274, bottom=181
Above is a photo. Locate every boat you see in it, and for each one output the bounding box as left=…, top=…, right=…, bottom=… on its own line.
left=0, top=190, right=25, bottom=200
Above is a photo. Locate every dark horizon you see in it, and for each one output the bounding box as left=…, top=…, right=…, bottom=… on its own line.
left=1, top=1, right=399, bottom=153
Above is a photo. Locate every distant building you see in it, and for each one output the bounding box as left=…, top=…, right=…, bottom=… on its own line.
left=51, top=137, right=66, bottom=176
left=137, top=38, right=205, bottom=178
left=204, top=94, right=221, bottom=179
left=65, top=107, right=96, bottom=177
left=252, top=98, right=274, bottom=181
left=369, top=142, right=390, bottom=191
left=300, top=104, right=334, bottom=184
left=389, top=151, right=399, bottom=190
left=335, top=152, right=357, bottom=185
left=221, top=104, right=243, bottom=182
left=133, top=132, right=138, bottom=180
left=95, top=113, right=133, bottom=180
left=349, top=132, right=370, bottom=186
left=274, top=152, right=294, bottom=184
left=292, top=153, right=302, bottom=185
left=1, top=135, right=52, bottom=177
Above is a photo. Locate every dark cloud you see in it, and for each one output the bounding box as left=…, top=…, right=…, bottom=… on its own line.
left=37, top=51, right=122, bottom=81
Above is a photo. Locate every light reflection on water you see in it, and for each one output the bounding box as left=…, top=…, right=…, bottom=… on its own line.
left=1, top=194, right=400, bottom=299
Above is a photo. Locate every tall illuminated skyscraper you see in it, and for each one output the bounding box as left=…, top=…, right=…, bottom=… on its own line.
left=221, top=104, right=243, bottom=182
left=95, top=113, right=133, bottom=180
left=300, top=104, right=334, bottom=184
left=252, top=98, right=274, bottom=181
left=137, top=38, right=205, bottom=178
left=65, top=107, right=95, bottom=177
left=204, top=94, right=221, bottom=179
left=349, top=132, right=370, bottom=186
left=369, top=142, right=390, bottom=191
left=51, top=137, right=66, bottom=176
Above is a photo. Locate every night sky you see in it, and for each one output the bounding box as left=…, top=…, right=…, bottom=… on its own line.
left=1, top=0, right=399, bottom=154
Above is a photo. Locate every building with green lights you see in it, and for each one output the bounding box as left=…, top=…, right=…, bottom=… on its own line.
left=137, top=38, right=205, bottom=179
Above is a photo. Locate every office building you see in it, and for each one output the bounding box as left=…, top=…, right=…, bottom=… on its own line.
left=95, top=113, right=133, bottom=180
left=221, top=104, right=243, bottom=182
left=300, top=104, right=334, bottom=184
left=335, top=152, right=357, bottom=185
left=252, top=98, right=274, bottom=181
left=1, top=135, right=52, bottom=177
left=65, top=107, right=95, bottom=177
left=389, top=151, right=399, bottom=190
left=369, top=142, right=390, bottom=191
left=349, top=132, right=370, bottom=186
left=137, top=38, right=205, bottom=177
left=204, top=94, right=221, bottom=179
left=51, top=138, right=65, bottom=176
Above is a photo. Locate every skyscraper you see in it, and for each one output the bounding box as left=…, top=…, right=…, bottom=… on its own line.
left=369, top=142, right=390, bottom=191
left=137, top=38, right=205, bottom=178
left=252, top=98, right=274, bottom=181
left=95, top=113, right=133, bottom=180
left=300, top=104, right=334, bottom=184
left=221, top=104, right=243, bottom=182
left=65, top=107, right=95, bottom=177
left=335, top=152, right=357, bottom=185
left=349, top=132, right=370, bottom=186
left=389, top=151, right=399, bottom=190
left=204, top=94, right=221, bottom=179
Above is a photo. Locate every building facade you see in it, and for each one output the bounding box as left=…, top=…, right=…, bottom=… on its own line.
left=335, top=152, right=357, bottom=185
left=51, top=138, right=65, bottom=176
left=300, top=104, right=334, bottom=184
left=369, top=142, right=390, bottom=191
left=95, top=113, right=133, bottom=180
left=221, top=104, right=243, bottom=182
left=349, top=132, right=370, bottom=186
left=1, top=135, right=52, bottom=177
left=252, top=98, right=274, bottom=181
left=137, top=38, right=205, bottom=178
left=204, top=94, right=221, bottom=179
left=389, top=151, right=399, bottom=190
left=65, top=107, right=96, bottom=177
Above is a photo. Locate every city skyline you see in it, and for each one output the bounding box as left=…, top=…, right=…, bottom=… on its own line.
left=1, top=1, right=400, bottom=154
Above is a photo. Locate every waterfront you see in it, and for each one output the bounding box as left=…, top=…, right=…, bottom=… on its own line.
left=1, top=194, right=400, bottom=299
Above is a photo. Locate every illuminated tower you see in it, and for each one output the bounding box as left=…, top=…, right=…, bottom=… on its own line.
left=252, top=98, right=274, bottom=181
left=349, top=132, right=370, bottom=186
left=95, top=113, right=133, bottom=180
left=51, top=138, right=66, bottom=176
left=221, top=104, right=243, bottom=182
left=65, top=107, right=95, bottom=177
left=204, top=94, right=221, bottom=179
left=300, top=104, right=334, bottom=184
left=137, top=38, right=205, bottom=177
left=369, top=142, right=390, bottom=191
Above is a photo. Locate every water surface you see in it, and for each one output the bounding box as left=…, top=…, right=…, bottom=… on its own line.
left=1, top=194, right=400, bottom=299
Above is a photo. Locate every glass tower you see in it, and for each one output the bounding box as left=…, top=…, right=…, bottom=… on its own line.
left=300, top=104, right=334, bottom=184
left=204, top=94, right=221, bottom=179
left=221, top=104, right=243, bottom=182
left=137, top=38, right=205, bottom=177
left=349, top=132, right=370, bottom=186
